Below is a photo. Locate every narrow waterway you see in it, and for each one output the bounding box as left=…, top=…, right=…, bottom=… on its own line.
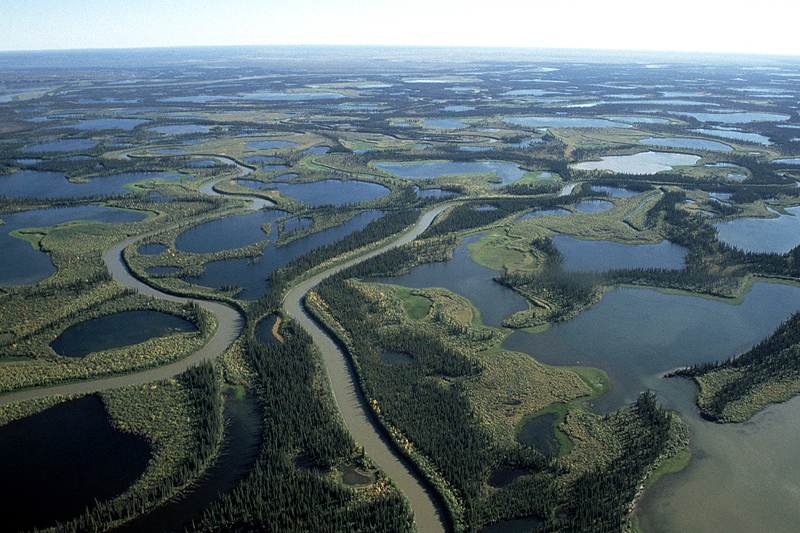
left=1, top=151, right=453, bottom=532
left=283, top=205, right=451, bottom=533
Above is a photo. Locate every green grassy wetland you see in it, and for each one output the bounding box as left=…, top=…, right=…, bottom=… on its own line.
left=3, top=46, right=800, bottom=533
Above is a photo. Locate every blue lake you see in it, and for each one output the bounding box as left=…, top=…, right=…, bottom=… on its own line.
left=374, top=235, right=529, bottom=328
left=50, top=310, right=197, bottom=358
left=271, top=180, right=390, bottom=206
left=553, top=235, right=687, bottom=272
left=23, top=139, right=99, bottom=152
left=0, top=205, right=147, bottom=286
left=176, top=210, right=290, bottom=254
left=715, top=205, right=800, bottom=253
left=0, top=395, right=151, bottom=533
left=190, top=210, right=384, bottom=300
left=574, top=199, right=613, bottom=213
left=0, top=170, right=183, bottom=198
left=375, top=161, right=527, bottom=187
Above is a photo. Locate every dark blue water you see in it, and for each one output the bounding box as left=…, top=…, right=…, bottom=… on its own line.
left=272, top=179, right=390, bottom=206
left=191, top=210, right=384, bottom=300
left=553, top=235, right=687, bottom=272
left=374, top=235, right=529, bottom=328
left=0, top=395, right=152, bottom=533
left=175, top=210, right=289, bottom=254
left=112, top=390, right=262, bottom=533
left=137, top=243, right=168, bottom=256
left=50, top=310, right=197, bottom=358
left=0, top=170, right=183, bottom=198
left=0, top=205, right=147, bottom=286
left=22, top=139, right=99, bottom=152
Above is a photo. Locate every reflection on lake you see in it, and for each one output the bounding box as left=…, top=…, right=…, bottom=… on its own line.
left=641, top=137, right=732, bottom=151
left=571, top=151, right=700, bottom=174
left=553, top=235, right=687, bottom=272
left=0, top=170, right=182, bottom=198
left=574, top=199, right=613, bottom=213
left=50, top=310, right=196, bottom=358
left=192, top=210, right=384, bottom=300
left=0, top=205, right=147, bottom=286
left=176, top=210, right=288, bottom=254
left=375, top=235, right=528, bottom=328
left=272, top=179, right=390, bottom=207
left=376, top=161, right=527, bottom=187
left=23, top=139, right=99, bottom=152
left=0, top=395, right=152, bottom=533
left=715, top=205, right=800, bottom=253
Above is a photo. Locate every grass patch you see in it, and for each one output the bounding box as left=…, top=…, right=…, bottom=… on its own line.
left=393, top=286, right=432, bottom=320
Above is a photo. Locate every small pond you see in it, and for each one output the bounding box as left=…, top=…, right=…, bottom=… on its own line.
left=516, top=413, right=560, bottom=458
left=691, top=128, right=772, bottom=145
left=771, top=158, right=800, bottom=165
left=591, top=186, right=639, bottom=198
left=415, top=187, right=459, bottom=198
left=553, top=235, right=687, bottom=272
left=0, top=395, right=152, bottom=533
left=573, top=199, right=613, bottom=213
left=235, top=179, right=266, bottom=190
left=255, top=315, right=281, bottom=346
left=571, top=151, right=700, bottom=174
left=376, top=161, right=527, bottom=187
left=50, top=310, right=197, bottom=358
left=271, top=179, right=390, bottom=207
left=186, top=160, right=216, bottom=168
left=137, top=243, right=168, bottom=255
left=242, top=155, right=278, bottom=163
left=640, top=137, right=732, bottom=151
left=715, top=205, right=800, bottom=253
left=0, top=205, right=147, bottom=286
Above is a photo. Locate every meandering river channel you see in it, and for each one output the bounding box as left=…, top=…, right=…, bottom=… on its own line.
left=0, top=157, right=450, bottom=532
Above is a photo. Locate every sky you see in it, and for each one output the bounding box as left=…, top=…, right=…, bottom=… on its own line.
left=1, top=0, right=799, bottom=56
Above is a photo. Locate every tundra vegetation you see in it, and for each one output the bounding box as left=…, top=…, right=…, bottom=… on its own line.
left=2, top=47, right=800, bottom=532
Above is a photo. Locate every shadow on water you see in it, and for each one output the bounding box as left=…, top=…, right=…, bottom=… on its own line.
left=112, top=389, right=263, bottom=533
left=0, top=395, right=152, bottom=533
